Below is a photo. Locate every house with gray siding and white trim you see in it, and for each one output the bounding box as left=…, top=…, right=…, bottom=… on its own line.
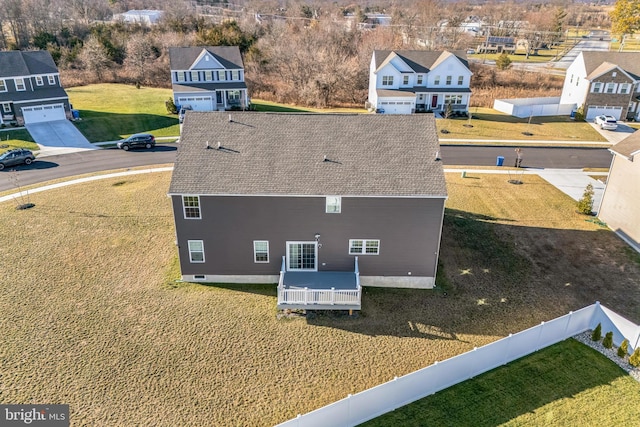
left=168, top=112, right=447, bottom=311
left=169, top=46, right=249, bottom=112
left=0, top=50, right=71, bottom=125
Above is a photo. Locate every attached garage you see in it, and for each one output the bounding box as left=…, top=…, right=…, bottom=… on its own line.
left=177, top=96, right=213, bottom=111
left=21, top=104, right=66, bottom=124
left=378, top=100, right=414, bottom=114
left=586, top=105, right=623, bottom=121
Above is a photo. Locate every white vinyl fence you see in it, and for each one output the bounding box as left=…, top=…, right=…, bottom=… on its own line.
left=493, top=97, right=576, bottom=118
left=276, top=302, right=640, bottom=427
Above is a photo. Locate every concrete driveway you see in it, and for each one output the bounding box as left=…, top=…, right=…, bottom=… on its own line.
left=26, top=120, right=96, bottom=156
left=590, top=121, right=636, bottom=145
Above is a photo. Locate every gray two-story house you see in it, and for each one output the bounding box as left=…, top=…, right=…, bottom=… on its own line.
left=0, top=50, right=71, bottom=125
left=168, top=46, right=249, bottom=112
left=168, top=112, right=447, bottom=310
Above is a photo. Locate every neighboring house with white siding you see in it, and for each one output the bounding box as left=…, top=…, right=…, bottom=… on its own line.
left=0, top=50, right=71, bottom=125
left=598, top=131, right=640, bottom=252
left=368, top=50, right=472, bottom=115
left=559, top=51, right=640, bottom=121
left=168, top=46, right=249, bottom=112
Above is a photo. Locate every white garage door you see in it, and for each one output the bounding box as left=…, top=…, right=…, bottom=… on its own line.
left=378, top=100, right=414, bottom=114
left=586, top=106, right=623, bottom=121
left=177, top=96, right=213, bottom=111
left=22, top=104, right=66, bottom=124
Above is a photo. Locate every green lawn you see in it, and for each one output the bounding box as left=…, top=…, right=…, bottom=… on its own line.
left=67, top=84, right=179, bottom=142
left=252, top=99, right=367, bottom=114
left=0, top=128, right=37, bottom=153
left=360, top=339, right=640, bottom=426
left=438, top=107, right=607, bottom=143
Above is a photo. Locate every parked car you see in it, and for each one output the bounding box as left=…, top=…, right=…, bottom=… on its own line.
left=594, top=115, right=618, bottom=130
left=0, top=148, right=35, bottom=170
left=116, top=133, right=156, bottom=151
left=466, top=49, right=475, bottom=54
left=179, top=105, right=192, bottom=124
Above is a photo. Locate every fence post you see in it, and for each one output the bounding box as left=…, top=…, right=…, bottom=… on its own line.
left=468, top=348, right=477, bottom=379
left=536, top=321, right=545, bottom=350
left=304, top=287, right=308, bottom=305
left=563, top=311, right=573, bottom=338
left=331, top=287, right=335, bottom=305
left=347, top=394, right=352, bottom=425
left=503, top=334, right=513, bottom=365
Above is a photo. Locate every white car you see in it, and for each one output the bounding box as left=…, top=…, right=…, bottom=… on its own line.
left=594, top=115, right=618, bottom=130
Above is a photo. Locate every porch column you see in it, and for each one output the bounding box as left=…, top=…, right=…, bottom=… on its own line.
left=223, top=91, right=228, bottom=110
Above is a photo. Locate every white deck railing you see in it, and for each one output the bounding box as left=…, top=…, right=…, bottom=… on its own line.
left=277, top=257, right=361, bottom=307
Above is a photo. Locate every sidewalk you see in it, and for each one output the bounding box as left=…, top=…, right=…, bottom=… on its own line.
left=440, top=138, right=610, bottom=146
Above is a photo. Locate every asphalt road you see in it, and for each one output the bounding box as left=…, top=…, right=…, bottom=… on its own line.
left=0, top=145, right=612, bottom=193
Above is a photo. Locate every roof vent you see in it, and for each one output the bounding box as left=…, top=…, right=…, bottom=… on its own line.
left=435, top=150, right=441, bottom=161
left=217, top=141, right=222, bottom=150
left=228, top=114, right=233, bottom=122
left=323, top=155, right=328, bottom=162
left=206, top=141, right=210, bottom=149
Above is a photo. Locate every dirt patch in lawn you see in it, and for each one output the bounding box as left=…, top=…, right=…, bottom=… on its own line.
left=1, top=172, right=638, bottom=426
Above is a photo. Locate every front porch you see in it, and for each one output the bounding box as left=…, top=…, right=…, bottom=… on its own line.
left=277, top=257, right=362, bottom=310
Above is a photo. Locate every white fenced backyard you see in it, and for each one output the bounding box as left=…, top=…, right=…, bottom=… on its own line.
left=493, top=97, right=576, bottom=118
left=275, top=302, right=640, bottom=427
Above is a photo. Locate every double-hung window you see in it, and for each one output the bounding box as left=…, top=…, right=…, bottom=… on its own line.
left=434, top=75, right=440, bottom=85
left=326, top=196, right=341, bottom=213
left=417, top=75, right=423, bottom=85
left=231, top=70, right=240, bottom=80
left=190, top=71, right=199, bottom=82
left=0, top=80, right=6, bottom=92
left=458, top=76, right=464, bottom=85
left=48, top=75, right=56, bottom=85
left=605, top=83, right=616, bottom=93
left=35, top=76, right=44, bottom=86
left=217, top=70, right=226, bottom=81
left=445, top=75, right=452, bottom=85
left=382, top=75, right=393, bottom=86
left=619, top=83, right=630, bottom=94
left=591, top=82, right=602, bottom=93
left=176, top=71, right=186, bottom=82
left=403, top=75, right=409, bottom=85
left=253, top=241, right=269, bottom=263
left=204, top=70, right=213, bottom=81
left=188, top=240, right=205, bottom=263
left=15, top=78, right=25, bottom=91
left=2, top=103, right=11, bottom=113
left=349, top=239, right=380, bottom=255
left=182, top=195, right=201, bottom=219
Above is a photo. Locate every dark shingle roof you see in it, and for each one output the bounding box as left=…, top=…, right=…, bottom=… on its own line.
left=374, top=50, right=469, bottom=73
left=0, top=50, right=59, bottom=78
left=581, top=52, right=640, bottom=80
left=610, top=131, right=640, bottom=159
left=169, top=112, right=446, bottom=197
left=168, top=46, right=244, bottom=70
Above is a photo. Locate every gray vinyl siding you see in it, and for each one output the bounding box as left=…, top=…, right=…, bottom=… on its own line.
left=172, top=195, right=445, bottom=278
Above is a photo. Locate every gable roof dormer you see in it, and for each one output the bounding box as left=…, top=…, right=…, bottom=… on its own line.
left=169, top=46, right=244, bottom=72
left=374, top=50, right=469, bottom=75
left=587, top=62, right=637, bottom=82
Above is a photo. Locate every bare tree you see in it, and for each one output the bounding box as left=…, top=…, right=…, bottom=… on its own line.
left=78, top=35, right=112, bottom=80
left=124, top=33, right=157, bottom=84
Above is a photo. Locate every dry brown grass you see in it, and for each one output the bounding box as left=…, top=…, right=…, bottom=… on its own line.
left=1, top=172, right=639, bottom=426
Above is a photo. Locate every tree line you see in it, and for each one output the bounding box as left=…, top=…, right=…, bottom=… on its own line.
left=0, top=0, right=625, bottom=107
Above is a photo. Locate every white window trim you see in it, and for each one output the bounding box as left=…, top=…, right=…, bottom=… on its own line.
left=434, top=75, right=440, bottom=85
left=177, top=71, right=186, bottom=83
left=605, top=82, right=617, bottom=93
left=204, top=70, right=213, bottom=81
left=286, top=241, right=318, bottom=271
left=326, top=196, right=341, bottom=213
left=35, top=76, right=44, bottom=86
left=591, top=82, right=602, bottom=93
left=190, top=71, right=199, bottom=82
left=48, top=75, right=56, bottom=85
left=15, top=78, right=26, bottom=91
left=253, top=240, right=269, bottom=263
left=349, top=239, right=380, bottom=255
left=417, top=75, right=423, bottom=85
left=403, top=75, right=409, bottom=85
left=182, top=195, right=201, bottom=219
left=217, top=70, right=226, bottom=81
left=382, top=75, right=393, bottom=86
left=0, top=79, right=6, bottom=92
left=2, top=103, right=11, bottom=113
left=458, top=76, right=464, bottom=85
left=619, top=83, right=630, bottom=94
left=445, top=75, right=452, bottom=85
left=188, top=240, right=205, bottom=263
